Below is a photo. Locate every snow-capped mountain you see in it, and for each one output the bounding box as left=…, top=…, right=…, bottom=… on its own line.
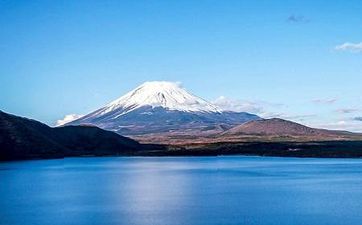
left=86, top=81, right=221, bottom=117
left=68, top=81, right=260, bottom=135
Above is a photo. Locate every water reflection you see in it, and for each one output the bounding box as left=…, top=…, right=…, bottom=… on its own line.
left=1, top=157, right=362, bottom=225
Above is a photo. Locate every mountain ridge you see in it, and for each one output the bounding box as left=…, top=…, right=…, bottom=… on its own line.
left=132, top=118, right=361, bottom=145
left=2, top=110, right=362, bottom=160
left=222, top=118, right=354, bottom=136
left=0, top=110, right=145, bottom=161
left=84, top=81, right=221, bottom=118
left=69, top=81, right=260, bottom=135
left=224, top=118, right=324, bottom=136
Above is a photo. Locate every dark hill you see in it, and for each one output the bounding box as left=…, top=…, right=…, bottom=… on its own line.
left=223, top=118, right=348, bottom=136
left=0, top=110, right=142, bottom=161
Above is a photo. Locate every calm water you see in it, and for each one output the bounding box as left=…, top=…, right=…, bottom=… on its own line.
left=1, top=157, right=362, bottom=225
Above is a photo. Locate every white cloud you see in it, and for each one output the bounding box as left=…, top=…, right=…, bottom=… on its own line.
left=212, top=96, right=362, bottom=132
left=212, top=96, right=288, bottom=119
left=312, top=98, right=337, bottom=104
left=307, top=120, right=362, bottom=133
left=56, top=114, right=84, bottom=126
left=336, top=108, right=359, bottom=114
left=284, top=114, right=317, bottom=121
left=335, top=42, right=362, bottom=53
left=212, top=96, right=263, bottom=114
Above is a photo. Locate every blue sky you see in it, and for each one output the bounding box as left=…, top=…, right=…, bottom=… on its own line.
left=1, top=0, right=361, bottom=131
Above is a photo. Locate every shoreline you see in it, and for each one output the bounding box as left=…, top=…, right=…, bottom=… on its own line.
left=2, top=140, right=362, bottom=162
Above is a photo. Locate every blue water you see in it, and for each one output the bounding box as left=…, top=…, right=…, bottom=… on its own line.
left=1, top=157, right=362, bottom=225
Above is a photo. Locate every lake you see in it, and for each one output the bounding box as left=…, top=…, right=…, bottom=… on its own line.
left=1, top=156, right=362, bottom=225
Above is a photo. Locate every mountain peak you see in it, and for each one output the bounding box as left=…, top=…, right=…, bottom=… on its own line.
left=139, top=81, right=181, bottom=89
left=68, top=81, right=260, bottom=135
left=98, top=81, right=221, bottom=115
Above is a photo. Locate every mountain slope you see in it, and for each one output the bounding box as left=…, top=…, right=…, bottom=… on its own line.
left=0, top=110, right=67, bottom=159
left=223, top=118, right=349, bottom=136
left=69, top=81, right=260, bottom=135
left=91, top=81, right=221, bottom=116
left=0, top=111, right=142, bottom=161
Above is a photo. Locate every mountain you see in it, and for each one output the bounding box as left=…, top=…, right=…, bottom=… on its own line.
left=222, top=118, right=351, bottom=137
left=68, top=81, right=260, bottom=135
left=0, top=110, right=143, bottom=161
left=2, top=110, right=362, bottom=159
